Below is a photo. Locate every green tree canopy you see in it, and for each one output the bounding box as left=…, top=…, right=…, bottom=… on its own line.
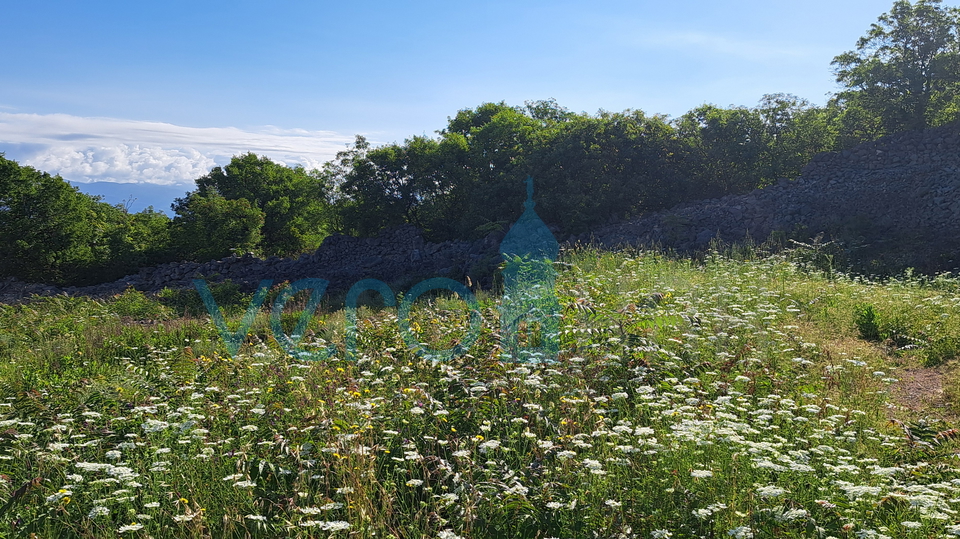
left=99, top=206, right=172, bottom=275
left=0, top=155, right=174, bottom=285
left=0, top=155, right=95, bottom=283
left=324, top=97, right=836, bottom=241
left=526, top=109, right=678, bottom=230
left=190, top=153, right=332, bottom=256
left=755, top=93, right=837, bottom=181
left=674, top=105, right=771, bottom=199
left=832, top=0, right=960, bottom=140
left=170, top=191, right=264, bottom=262
left=331, top=103, right=545, bottom=239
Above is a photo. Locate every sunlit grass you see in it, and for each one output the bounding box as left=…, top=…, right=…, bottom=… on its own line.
left=2, top=248, right=960, bottom=537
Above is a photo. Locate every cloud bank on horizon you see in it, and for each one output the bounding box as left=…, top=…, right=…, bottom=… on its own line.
left=0, top=112, right=357, bottom=186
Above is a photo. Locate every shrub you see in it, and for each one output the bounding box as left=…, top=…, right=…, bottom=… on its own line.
left=157, top=280, right=250, bottom=317
left=854, top=303, right=882, bottom=341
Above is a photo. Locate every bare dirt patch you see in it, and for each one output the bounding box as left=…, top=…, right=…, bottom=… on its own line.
left=890, top=365, right=955, bottom=420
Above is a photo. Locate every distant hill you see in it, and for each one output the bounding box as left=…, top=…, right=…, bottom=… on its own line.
left=68, top=181, right=190, bottom=215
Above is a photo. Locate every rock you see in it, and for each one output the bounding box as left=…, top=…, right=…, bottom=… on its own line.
left=695, top=229, right=715, bottom=246
left=5, top=122, right=960, bottom=304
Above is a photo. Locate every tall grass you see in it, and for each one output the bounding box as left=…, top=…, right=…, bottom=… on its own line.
left=1, top=249, right=960, bottom=537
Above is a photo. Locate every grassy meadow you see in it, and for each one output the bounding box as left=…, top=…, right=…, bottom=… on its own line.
left=3, top=246, right=960, bottom=538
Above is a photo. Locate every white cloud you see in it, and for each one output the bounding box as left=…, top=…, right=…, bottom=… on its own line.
left=0, top=112, right=358, bottom=185
left=26, top=145, right=217, bottom=185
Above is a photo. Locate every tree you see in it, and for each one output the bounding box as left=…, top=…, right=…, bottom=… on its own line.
left=192, top=153, right=332, bottom=257
left=755, top=93, right=837, bottom=180
left=527, top=109, right=678, bottom=231
left=98, top=206, right=172, bottom=277
left=0, top=153, right=184, bottom=284
left=832, top=0, right=960, bottom=139
left=673, top=105, right=770, bottom=198
left=170, top=191, right=264, bottom=262
left=0, top=155, right=100, bottom=283
left=324, top=135, right=442, bottom=237
left=440, top=103, right=541, bottom=239
left=332, top=103, right=546, bottom=240
left=325, top=98, right=841, bottom=242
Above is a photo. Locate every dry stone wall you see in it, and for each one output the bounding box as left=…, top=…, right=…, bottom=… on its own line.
left=0, top=225, right=507, bottom=302
left=3, top=121, right=960, bottom=303
left=589, top=121, right=960, bottom=273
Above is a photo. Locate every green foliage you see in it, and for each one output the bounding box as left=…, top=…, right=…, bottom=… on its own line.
left=328, top=97, right=836, bottom=242
left=846, top=279, right=960, bottom=365
left=107, top=288, right=173, bottom=320
left=101, top=206, right=173, bottom=274
left=674, top=104, right=770, bottom=198
left=854, top=303, right=883, bottom=341
left=0, top=151, right=340, bottom=284
left=852, top=301, right=915, bottom=348
left=189, top=152, right=333, bottom=257
left=832, top=0, right=960, bottom=140
left=785, top=236, right=843, bottom=278
left=157, top=279, right=250, bottom=317
left=170, top=190, right=264, bottom=261
left=4, top=249, right=960, bottom=537
left=755, top=93, right=839, bottom=179
left=0, top=155, right=99, bottom=284
left=528, top=109, right=680, bottom=231
left=0, top=155, right=173, bottom=285
left=924, top=334, right=960, bottom=365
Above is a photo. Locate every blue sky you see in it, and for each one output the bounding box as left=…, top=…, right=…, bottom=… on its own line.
left=0, top=0, right=939, bottom=212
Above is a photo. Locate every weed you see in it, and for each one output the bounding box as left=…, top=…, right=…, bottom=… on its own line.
left=0, top=249, right=959, bottom=537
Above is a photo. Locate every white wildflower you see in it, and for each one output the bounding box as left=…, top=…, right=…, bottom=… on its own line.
left=88, top=506, right=110, bottom=518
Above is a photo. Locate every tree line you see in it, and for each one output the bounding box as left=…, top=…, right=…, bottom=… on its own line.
left=3, top=0, right=960, bottom=286
left=0, top=153, right=336, bottom=285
